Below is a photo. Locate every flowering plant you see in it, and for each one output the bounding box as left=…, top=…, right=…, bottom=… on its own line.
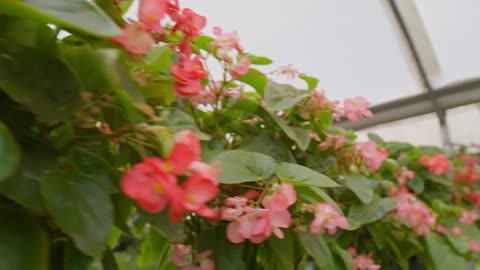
left=0, top=1, right=479, bottom=270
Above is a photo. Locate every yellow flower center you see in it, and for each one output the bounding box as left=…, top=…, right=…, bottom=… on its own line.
left=186, top=194, right=197, bottom=203
left=163, top=161, right=174, bottom=173
left=153, top=183, right=165, bottom=195
left=146, top=13, right=156, bottom=21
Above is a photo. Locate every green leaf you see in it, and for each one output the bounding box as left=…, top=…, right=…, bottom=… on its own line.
left=70, top=147, right=118, bottom=193
left=348, top=196, right=399, bottom=225
left=424, top=233, right=467, bottom=270
left=0, top=143, right=56, bottom=212
left=446, top=233, right=469, bottom=255
left=239, top=133, right=296, bottom=163
left=264, top=81, right=309, bottom=111
left=407, top=175, right=425, bottom=194
left=426, top=173, right=452, bottom=187
left=270, top=114, right=311, bottom=151
left=212, top=150, right=276, bottom=184
left=143, top=46, right=172, bottom=73
left=0, top=40, right=81, bottom=122
left=367, top=133, right=384, bottom=145
left=0, top=0, right=121, bottom=36
left=318, top=112, right=333, bottom=129
left=139, top=227, right=172, bottom=267
left=94, top=0, right=125, bottom=26
left=190, top=35, right=215, bottom=52
left=245, top=54, right=273, bottom=65
left=140, top=78, right=176, bottom=106
left=101, top=249, right=119, bottom=270
left=259, top=230, right=295, bottom=270
left=41, top=171, right=113, bottom=256
left=0, top=122, right=19, bottom=181
left=298, top=232, right=336, bottom=270
left=298, top=74, right=319, bottom=91
left=297, top=186, right=344, bottom=215
left=0, top=209, right=48, bottom=270
left=276, top=162, right=339, bottom=188
left=332, top=246, right=355, bottom=270
left=198, top=226, right=247, bottom=270
left=236, top=68, right=268, bottom=96
left=64, top=241, right=93, bottom=270
left=139, top=209, right=185, bottom=242
left=112, top=194, right=132, bottom=233
left=160, top=108, right=211, bottom=140
left=343, top=174, right=375, bottom=204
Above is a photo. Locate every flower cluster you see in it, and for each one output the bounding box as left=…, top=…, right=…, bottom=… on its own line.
left=348, top=248, right=381, bottom=270
left=342, top=97, right=373, bottom=123
left=121, top=130, right=218, bottom=223
left=170, top=244, right=215, bottom=270
left=454, top=154, right=480, bottom=183
left=302, top=203, right=349, bottom=234
left=459, top=209, right=478, bottom=224
left=395, top=194, right=436, bottom=236
left=317, top=134, right=346, bottom=152
left=221, top=183, right=296, bottom=243
left=358, top=140, right=388, bottom=172
left=420, top=153, right=450, bottom=176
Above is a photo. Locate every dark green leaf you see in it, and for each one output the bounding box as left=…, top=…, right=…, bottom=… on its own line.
left=332, top=246, right=354, bottom=270
left=259, top=230, right=295, bottom=270
left=0, top=122, right=19, bottom=181
left=446, top=233, right=469, bottom=255
left=64, top=241, right=93, bottom=270
left=0, top=143, right=56, bottom=212
left=144, top=46, right=172, bottom=73
left=298, top=232, right=336, bottom=270
left=270, top=114, right=311, bottom=151
left=198, top=226, right=247, bottom=270
left=298, top=74, right=319, bottom=91
left=236, top=68, right=268, bottom=96
left=426, top=173, right=452, bottom=187
left=140, top=79, right=176, bottom=106
left=70, top=147, right=118, bottom=193
left=139, top=209, right=185, bottom=242
left=160, top=108, right=210, bottom=140
left=0, top=0, right=121, bottom=36
left=0, top=209, right=48, bottom=270
left=212, top=150, right=276, bottom=183
left=112, top=194, right=132, bottom=233
left=276, top=162, right=339, bottom=188
left=407, top=176, right=425, bottom=194
left=41, top=171, right=113, bottom=256
left=343, top=174, right=375, bottom=204
left=424, top=233, right=467, bottom=270
left=245, top=54, right=273, bottom=65
left=101, top=249, right=118, bottom=270
left=348, top=196, right=399, bottom=225
left=94, top=0, right=125, bottom=26
left=0, top=40, right=81, bottom=122
left=239, top=133, right=296, bottom=163
left=264, top=81, right=309, bottom=111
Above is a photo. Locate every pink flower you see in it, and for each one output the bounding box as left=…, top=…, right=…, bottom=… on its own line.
left=277, top=64, right=299, bottom=79
left=348, top=248, right=381, bottom=270
left=310, top=203, right=348, bottom=234
left=460, top=210, right=478, bottom=224
left=335, top=134, right=346, bottom=150
left=261, top=183, right=297, bottom=211
left=121, top=130, right=218, bottom=224
left=396, top=194, right=436, bottom=236
left=420, top=154, right=450, bottom=176
left=468, top=192, right=480, bottom=208
left=343, top=97, right=373, bottom=123
left=166, top=130, right=201, bottom=175
left=237, top=207, right=271, bottom=243
left=451, top=226, right=462, bottom=236
left=358, top=140, right=388, bottom=172
left=318, top=136, right=334, bottom=151
left=228, top=58, right=251, bottom=79
left=197, top=250, right=215, bottom=270
left=470, top=241, right=480, bottom=252
left=112, top=21, right=154, bottom=54
left=396, top=166, right=415, bottom=186
left=211, top=27, right=244, bottom=55
left=436, top=224, right=448, bottom=234
left=171, top=244, right=193, bottom=267
left=171, top=8, right=206, bottom=38
left=138, top=0, right=168, bottom=33
left=192, top=88, right=216, bottom=107
left=172, top=55, right=208, bottom=97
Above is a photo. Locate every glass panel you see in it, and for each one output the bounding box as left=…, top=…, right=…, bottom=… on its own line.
left=160, top=0, right=421, bottom=104
left=413, top=1, right=480, bottom=87
left=356, top=113, right=442, bottom=146
left=447, top=104, right=480, bottom=146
